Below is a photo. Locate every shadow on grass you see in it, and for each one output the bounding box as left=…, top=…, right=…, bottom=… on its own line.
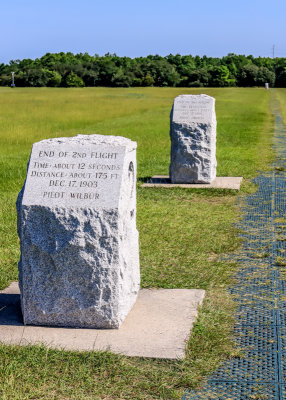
left=137, top=176, right=152, bottom=184
left=0, top=292, right=23, bottom=326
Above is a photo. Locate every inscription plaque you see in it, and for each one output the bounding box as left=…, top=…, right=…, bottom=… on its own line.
left=172, top=95, right=213, bottom=124
left=23, top=143, right=125, bottom=208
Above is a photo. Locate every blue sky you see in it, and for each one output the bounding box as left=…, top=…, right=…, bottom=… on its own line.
left=1, top=0, right=285, bottom=64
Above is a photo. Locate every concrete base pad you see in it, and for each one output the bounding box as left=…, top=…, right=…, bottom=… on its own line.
left=0, top=282, right=205, bottom=359
left=142, top=176, right=243, bottom=190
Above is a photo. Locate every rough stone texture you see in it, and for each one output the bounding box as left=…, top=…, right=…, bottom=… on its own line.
left=169, top=94, right=217, bottom=183
left=16, top=134, right=140, bottom=329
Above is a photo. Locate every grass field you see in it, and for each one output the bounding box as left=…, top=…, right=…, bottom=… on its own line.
left=274, top=88, right=286, bottom=125
left=0, top=87, right=274, bottom=399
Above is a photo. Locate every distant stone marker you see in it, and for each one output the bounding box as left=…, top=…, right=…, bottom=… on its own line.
left=17, top=134, right=140, bottom=328
left=169, top=94, right=217, bottom=183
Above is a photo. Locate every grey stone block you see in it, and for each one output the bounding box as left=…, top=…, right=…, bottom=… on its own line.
left=17, top=134, right=140, bottom=328
left=169, top=94, right=217, bottom=183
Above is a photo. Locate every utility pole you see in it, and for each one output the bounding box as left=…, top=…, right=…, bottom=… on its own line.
left=11, top=71, right=15, bottom=87
left=272, top=45, right=275, bottom=58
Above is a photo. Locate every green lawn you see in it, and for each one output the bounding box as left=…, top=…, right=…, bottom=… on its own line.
left=274, top=88, right=286, bottom=125
left=0, top=87, right=274, bottom=399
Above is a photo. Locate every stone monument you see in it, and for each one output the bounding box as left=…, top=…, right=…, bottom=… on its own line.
left=169, top=94, right=217, bottom=183
left=17, top=134, right=140, bottom=328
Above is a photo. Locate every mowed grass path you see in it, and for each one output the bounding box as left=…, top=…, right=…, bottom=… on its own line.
left=275, top=88, right=286, bottom=125
left=0, top=87, right=273, bottom=399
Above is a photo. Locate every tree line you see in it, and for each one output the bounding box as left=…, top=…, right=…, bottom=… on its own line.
left=1, top=52, right=286, bottom=88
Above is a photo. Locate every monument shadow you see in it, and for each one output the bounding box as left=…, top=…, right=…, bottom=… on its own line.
left=0, top=292, right=23, bottom=326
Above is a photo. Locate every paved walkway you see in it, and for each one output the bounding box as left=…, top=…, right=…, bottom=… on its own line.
left=183, top=92, right=286, bottom=400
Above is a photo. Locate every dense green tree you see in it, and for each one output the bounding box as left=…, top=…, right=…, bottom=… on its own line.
left=239, top=64, right=275, bottom=86
left=81, top=68, right=99, bottom=86
left=182, top=67, right=211, bottom=87
left=0, top=51, right=284, bottom=88
left=17, top=68, right=50, bottom=87
left=141, top=75, right=155, bottom=86
left=111, top=67, right=134, bottom=87
left=256, top=67, right=275, bottom=86
left=46, top=70, right=62, bottom=87
left=65, top=72, right=85, bottom=87
left=239, top=64, right=260, bottom=86
left=210, top=65, right=235, bottom=87
left=0, top=73, right=11, bottom=86
left=97, top=58, right=118, bottom=86
left=276, top=69, right=286, bottom=87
